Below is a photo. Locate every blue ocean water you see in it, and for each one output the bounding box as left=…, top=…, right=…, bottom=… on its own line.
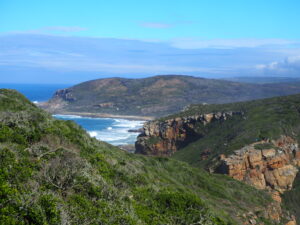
left=0, top=83, right=70, bottom=102
left=54, top=115, right=144, bottom=146
left=0, top=83, right=144, bottom=146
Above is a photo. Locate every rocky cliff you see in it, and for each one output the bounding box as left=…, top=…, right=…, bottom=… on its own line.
left=54, top=89, right=76, bottom=102
left=216, top=136, right=300, bottom=224
left=135, top=119, right=299, bottom=224
left=135, top=93, right=300, bottom=224
left=136, top=112, right=300, bottom=194
left=135, top=111, right=243, bottom=156
left=135, top=116, right=299, bottom=224
left=217, top=136, right=300, bottom=194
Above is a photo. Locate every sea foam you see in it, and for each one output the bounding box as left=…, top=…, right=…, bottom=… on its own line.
left=53, top=115, right=144, bottom=146
left=53, top=114, right=83, bottom=119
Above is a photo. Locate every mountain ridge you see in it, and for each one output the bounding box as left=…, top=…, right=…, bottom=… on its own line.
left=42, top=75, right=300, bottom=117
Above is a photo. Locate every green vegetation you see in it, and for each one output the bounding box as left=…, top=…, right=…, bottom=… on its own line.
left=161, top=94, right=300, bottom=169
left=0, top=89, right=278, bottom=224
left=44, top=75, right=300, bottom=117
left=283, top=173, right=300, bottom=224
left=145, top=136, right=161, bottom=145
left=254, top=143, right=276, bottom=150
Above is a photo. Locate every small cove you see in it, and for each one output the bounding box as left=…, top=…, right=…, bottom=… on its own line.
left=53, top=114, right=144, bottom=146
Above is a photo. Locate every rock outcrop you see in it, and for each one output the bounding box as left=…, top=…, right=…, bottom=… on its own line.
left=135, top=111, right=243, bottom=156
left=217, top=136, right=300, bottom=225
left=54, top=89, right=76, bottom=102
left=217, top=136, right=300, bottom=193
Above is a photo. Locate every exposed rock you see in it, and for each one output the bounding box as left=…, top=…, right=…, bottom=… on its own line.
left=271, top=191, right=282, bottom=203
left=94, top=102, right=115, bottom=108
left=135, top=111, right=243, bottom=156
left=239, top=202, right=283, bottom=225
left=217, top=136, right=300, bottom=193
left=38, top=97, right=68, bottom=113
left=135, top=110, right=299, bottom=223
left=118, top=144, right=135, bottom=153
left=39, top=89, right=76, bottom=113
left=128, top=128, right=143, bottom=133
left=285, top=218, right=297, bottom=225
left=265, top=202, right=282, bottom=222
left=54, top=89, right=76, bottom=102
left=214, top=136, right=300, bottom=224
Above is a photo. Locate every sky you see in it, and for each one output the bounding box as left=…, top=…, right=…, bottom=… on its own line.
left=0, top=0, right=300, bottom=83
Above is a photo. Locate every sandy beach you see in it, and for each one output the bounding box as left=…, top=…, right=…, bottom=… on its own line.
left=51, top=111, right=154, bottom=121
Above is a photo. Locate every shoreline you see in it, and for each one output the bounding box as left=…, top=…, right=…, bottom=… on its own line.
left=51, top=111, right=154, bottom=121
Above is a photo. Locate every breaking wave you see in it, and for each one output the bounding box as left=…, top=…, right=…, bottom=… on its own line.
left=53, top=115, right=145, bottom=146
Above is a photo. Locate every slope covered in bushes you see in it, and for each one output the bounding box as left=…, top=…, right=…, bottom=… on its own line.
left=0, top=89, right=282, bottom=224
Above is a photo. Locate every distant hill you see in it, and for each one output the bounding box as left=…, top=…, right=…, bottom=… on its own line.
left=43, top=75, right=300, bottom=117
left=222, top=76, right=300, bottom=84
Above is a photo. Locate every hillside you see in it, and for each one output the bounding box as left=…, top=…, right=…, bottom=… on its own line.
left=135, top=93, right=300, bottom=223
left=42, top=75, right=300, bottom=117
left=0, top=88, right=291, bottom=224
left=136, top=94, right=300, bottom=167
left=222, top=77, right=300, bottom=84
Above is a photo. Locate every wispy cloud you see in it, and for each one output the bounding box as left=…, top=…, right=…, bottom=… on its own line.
left=139, top=20, right=195, bottom=29
left=7, top=26, right=87, bottom=35
left=170, top=38, right=299, bottom=49
left=43, top=26, right=87, bottom=32
left=1, top=34, right=300, bottom=81
left=140, top=22, right=173, bottom=29
left=256, top=55, right=300, bottom=76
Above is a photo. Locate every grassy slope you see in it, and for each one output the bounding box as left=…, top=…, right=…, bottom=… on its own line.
left=283, top=173, right=300, bottom=224
left=163, top=94, right=300, bottom=169
left=47, top=75, right=300, bottom=117
left=0, top=89, right=277, bottom=224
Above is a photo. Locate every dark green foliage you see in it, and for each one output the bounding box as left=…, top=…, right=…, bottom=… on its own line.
left=39, top=195, right=61, bottom=224
left=0, top=89, right=277, bottom=224
left=254, top=143, right=276, bottom=150
left=282, top=173, right=300, bottom=223
left=133, top=189, right=228, bottom=225
left=145, top=136, right=161, bottom=145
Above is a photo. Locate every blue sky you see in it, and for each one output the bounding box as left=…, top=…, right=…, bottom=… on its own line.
left=1, top=0, right=300, bottom=39
left=0, top=0, right=300, bottom=83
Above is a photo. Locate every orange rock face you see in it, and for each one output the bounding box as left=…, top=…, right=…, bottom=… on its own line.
left=218, top=136, right=299, bottom=193
left=135, top=111, right=243, bottom=156
left=271, top=191, right=282, bottom=203
left=285, top=219, right=297, bottom=225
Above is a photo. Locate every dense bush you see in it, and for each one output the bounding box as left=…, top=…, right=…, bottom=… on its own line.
left=0, top=89, right=277, bottom=224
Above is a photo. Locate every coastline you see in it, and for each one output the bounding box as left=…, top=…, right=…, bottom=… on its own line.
left=53, top=113, right=144, bottom=149
left=51, top=111, right=154, bottom=121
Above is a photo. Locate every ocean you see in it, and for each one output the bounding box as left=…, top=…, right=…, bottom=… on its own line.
left=0, top=83, right=70, bottom=102
left=53, top=115, right=144, bottom=146
left=0, top=83, right=144, bottom=146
